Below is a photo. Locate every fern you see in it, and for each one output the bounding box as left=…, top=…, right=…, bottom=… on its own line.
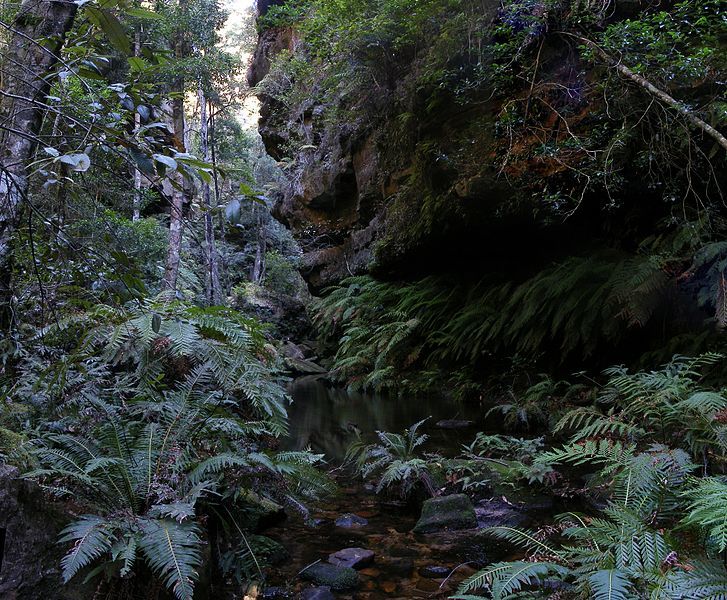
left=455, top=561, right=568, bottom=599
left=346, top=418, right=440, bottom=497
left=138, top=519, right=202, bottom=600
left=313, top=249, right=691, bottom=393
left=59, top=515, right=116, bottom=583
left=588, top=569, right=632, bottom=600
left=12, top=300, right=330, bottom=596
left=682, top=477, right=727, bottom=553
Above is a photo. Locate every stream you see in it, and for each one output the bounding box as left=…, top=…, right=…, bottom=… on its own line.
left=262, top=377, right=514, bottom=599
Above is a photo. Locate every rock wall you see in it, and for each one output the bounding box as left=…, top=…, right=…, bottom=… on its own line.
left=0, top=466, right=89, bottom=599
left=247, top=1, right=719, bottom=292
left=247, top=3, right=593, bottom=290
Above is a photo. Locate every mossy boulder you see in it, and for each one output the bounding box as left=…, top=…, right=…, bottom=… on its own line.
left=249, top=535, right=289, bottom=566
left=413, top=493, right=477, bottom=534
left=300, top=562, right=361, bottom=591
left=237, top=492, right=286, bottom=532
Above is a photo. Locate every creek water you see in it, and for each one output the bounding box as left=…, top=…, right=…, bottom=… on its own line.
left=263, top=376, right=502, bottom=599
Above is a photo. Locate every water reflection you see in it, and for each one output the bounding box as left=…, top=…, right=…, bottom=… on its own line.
left=284, top=377, right=481, bottom=463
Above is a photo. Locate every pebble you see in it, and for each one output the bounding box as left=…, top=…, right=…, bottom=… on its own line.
left=381, top=581, right=397, bottom=593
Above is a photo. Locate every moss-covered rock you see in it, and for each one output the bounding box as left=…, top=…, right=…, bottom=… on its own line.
left=300, top=562, right=361, bottom=591
left=249, top=534, right=290, bottom=566
left=413, top=493, right=477, bottom=534
left=236, top=492, right=286, bottom=532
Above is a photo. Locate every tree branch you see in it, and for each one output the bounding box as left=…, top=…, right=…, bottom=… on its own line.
left=562, top=32, right=727, bottom=153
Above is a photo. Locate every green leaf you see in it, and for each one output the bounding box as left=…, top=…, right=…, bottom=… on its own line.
left=125, top=7, right=163, bottom=19
left=87, top=7, right=131, bottom=55
left=589, top=569, right=631, bottom=600
left=139, top=519, right=202, bottom=600
left=153, top=154, right=178, bottom=175
left=59, top=515, right=115, bottom=582
left=130, top=149, right=155, bottom=176
left=58, top=153, right=91, bottom=172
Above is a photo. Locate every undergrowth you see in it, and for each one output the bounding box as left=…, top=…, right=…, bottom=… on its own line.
left=455, top=353, right=727, bottom=600
left=312, top=246, right=723, bottom=394
left=1, top=298, right=332, bottom=599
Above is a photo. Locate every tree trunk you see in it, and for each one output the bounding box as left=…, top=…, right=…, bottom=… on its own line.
left=161, top=95, right=186, bottom=295
left=210, top=110, right=228, bottom=297
left=0, top=0, right=77, bottom=329
left=161, top=3, right=188, bottom=296
left=198, top=82, right=222, bottom=305
left=250, top=206, right=266, bottom=284
left=132, top=26, right=142, bottom=221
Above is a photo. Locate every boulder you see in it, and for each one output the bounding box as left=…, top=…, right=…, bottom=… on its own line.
left=284, top=356, right=328, bottom=375
left=475, top=498, right=528, bottom=529
left=328, top=547, right=375, bottom=569
left=413, top=494, right=477, bottom=534
left=0, top=465, right=92, bottom=599
left=281, top=341, right=307, bottom=360
left=300, top=563, right=360, bottom=591
left=334, top=513, right=368, bottom=528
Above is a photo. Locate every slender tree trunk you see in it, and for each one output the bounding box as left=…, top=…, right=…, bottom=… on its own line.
left=161, top=2, right=188, bottom=295
left=0, top=0, right=77, bottom=330
left=132, top=27, right=142, bottom=221
left=198, top=82, right=222, bottom=305
left=161, top=95, right=186, bottom=295
left=251, top=206, right=266, bottom=284
left=210, top=110, right=229, bottom=296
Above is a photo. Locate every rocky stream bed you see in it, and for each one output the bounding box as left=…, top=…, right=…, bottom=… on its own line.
left=252, top=377, right=555, bottom=599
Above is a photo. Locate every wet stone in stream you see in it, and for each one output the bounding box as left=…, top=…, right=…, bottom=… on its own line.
left=300, top=562, right=361, bottom=591
left=418, top=565, right=450, bottom=578
left=412, top=494, right=477, bottom=534
left=335, top=514, right=369, bottom=528
left=300, top=586, right=336, bottom=600
left=328, top=548, right=375, bottom=569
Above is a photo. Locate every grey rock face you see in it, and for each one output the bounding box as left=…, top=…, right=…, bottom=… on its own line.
left=0, top=466, right=90, bottom=600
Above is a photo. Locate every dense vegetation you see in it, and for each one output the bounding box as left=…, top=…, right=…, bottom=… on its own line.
left=0, top=0, right=726, bottom=598
left=256, top=0, right=727, bottom=394
left=0, top=1, right=313, bottom=598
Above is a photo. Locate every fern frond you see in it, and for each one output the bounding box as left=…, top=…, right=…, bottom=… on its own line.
left=588, top=568, right=632, bottom=600
left=139, top=519, right=202, bottom=600
left=59, top=515, right=116, bottom=583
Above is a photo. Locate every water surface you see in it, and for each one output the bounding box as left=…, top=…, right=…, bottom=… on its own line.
left=265, top=377, right=490, bottom=598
